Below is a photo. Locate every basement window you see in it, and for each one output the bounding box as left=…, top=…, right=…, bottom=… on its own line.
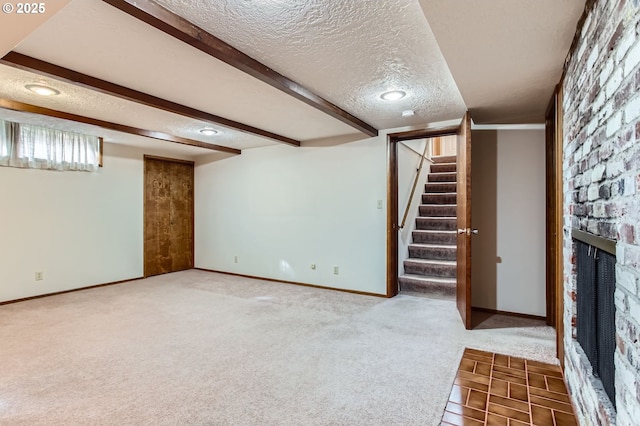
left=0, top=119, right=102, bottom=171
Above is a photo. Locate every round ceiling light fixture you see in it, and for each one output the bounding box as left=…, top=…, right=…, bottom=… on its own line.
left=25, top=84, right=60, bottom=96
left=199, top=128, right=219, bottom=136
left=380, top=90, right=407, bottom=101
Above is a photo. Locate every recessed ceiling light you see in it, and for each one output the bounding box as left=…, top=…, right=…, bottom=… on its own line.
left=199, top=128, right=219, bottom=136
left=380, top=90, right=407, bottom=101
left=402, top=110, right=415, bottom=117
left=25, top=84, right=60, bottom=96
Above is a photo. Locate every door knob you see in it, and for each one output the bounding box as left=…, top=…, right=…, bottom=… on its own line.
left=471, top=229, right=479, bottom=235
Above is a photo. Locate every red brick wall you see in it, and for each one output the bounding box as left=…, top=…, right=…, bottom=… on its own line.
left=562, top=0, right=640, bottom=424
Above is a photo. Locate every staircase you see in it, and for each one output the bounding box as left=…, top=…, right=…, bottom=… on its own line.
left=399, top=155, right=457, bottom=298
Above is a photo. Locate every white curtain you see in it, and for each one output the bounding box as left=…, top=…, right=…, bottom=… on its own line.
left=0, top=119, right=100, bottom=172
left=0, top=119, right=14, bottom=166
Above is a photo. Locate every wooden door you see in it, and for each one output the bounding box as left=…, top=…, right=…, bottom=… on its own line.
left=144, top=156, right=194, bottom=277
left=546, top=96, right=558, bottom=327
left=546, top=85, right=565, bottom=367
left=555, top=86, right=565, bottom=367
left=456, top=112, right=472, bottom=329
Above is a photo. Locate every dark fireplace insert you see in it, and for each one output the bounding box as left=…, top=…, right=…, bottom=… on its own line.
left=573, top=229, right=617, bottom=409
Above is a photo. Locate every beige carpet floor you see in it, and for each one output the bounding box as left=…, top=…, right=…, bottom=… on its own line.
left=0, top=270, right=557, bottom=425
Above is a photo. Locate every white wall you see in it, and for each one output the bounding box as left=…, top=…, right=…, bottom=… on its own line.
left=195, top=135, right=388, bottom=294
left=397, top=139, right=430, bottom=275
left=437, top=136, right=457, bottom=157
left=0, top=124, right=547, bottom=305
left=0, top=142, right=193, bottom=302
left=471, top=129, right=546, bottom=316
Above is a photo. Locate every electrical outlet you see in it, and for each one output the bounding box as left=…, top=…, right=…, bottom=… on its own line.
left=310, top=264, right=316, bottom=270
left=333, top=266, right=339, bottom=275
left=35, top=272, right=43, bottom=281
left=234, top=256, right=238, bottom=263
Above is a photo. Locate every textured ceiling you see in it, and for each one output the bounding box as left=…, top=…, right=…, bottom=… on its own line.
left=153, top=0, right=467, bottom=129
left=13, top=0, right=360, bottom=142
left=0, top=65, right=272, bottom=151
left=419, top=0, right=585, bottom=124
left=1, top=0, right=586, bottom=157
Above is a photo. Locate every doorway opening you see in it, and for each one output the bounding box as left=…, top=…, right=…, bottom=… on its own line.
left=397, top=136, right=458, bottom=298
left=387, top=113, right=473, bottom=329
left=545, top=84, right=565, bottom=366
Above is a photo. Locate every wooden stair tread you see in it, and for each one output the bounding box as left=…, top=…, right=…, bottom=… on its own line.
left=432, top=155, right=457, bottom=163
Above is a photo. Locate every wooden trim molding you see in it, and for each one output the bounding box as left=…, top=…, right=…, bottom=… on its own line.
left=0, top=52, right=300, bottom=147
left=0, top=98, right=241, bottom=155
left=386, top=125, right=461, bottom=298
left=143, top=154, right=194, bottom=165
left=545, top=83, right=565, bottom=367
left=0, top=269, right=386, bottom=306
left=388, top=125, right=458, bottom=141
left=555, top=84, right=565, bottom=368
left=545, top=89, right=557, bottom=328
left=98, top=137, right=104, bottom=167
left=387, top=136, right=399, bottom=297
left=0, top=277, right=143, bottom=305
left=101, top=0, right=378, bottom=137
left=195, top=268, right=388, bottom=298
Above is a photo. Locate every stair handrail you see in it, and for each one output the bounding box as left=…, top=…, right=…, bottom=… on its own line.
left=399, top=139, right=434, bottom=230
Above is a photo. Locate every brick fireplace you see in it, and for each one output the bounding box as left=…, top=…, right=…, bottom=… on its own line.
left=562, top=0, right=640, bottom=424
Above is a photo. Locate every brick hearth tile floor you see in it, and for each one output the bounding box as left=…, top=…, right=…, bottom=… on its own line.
left=441, top=348, right=578, bottom=426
